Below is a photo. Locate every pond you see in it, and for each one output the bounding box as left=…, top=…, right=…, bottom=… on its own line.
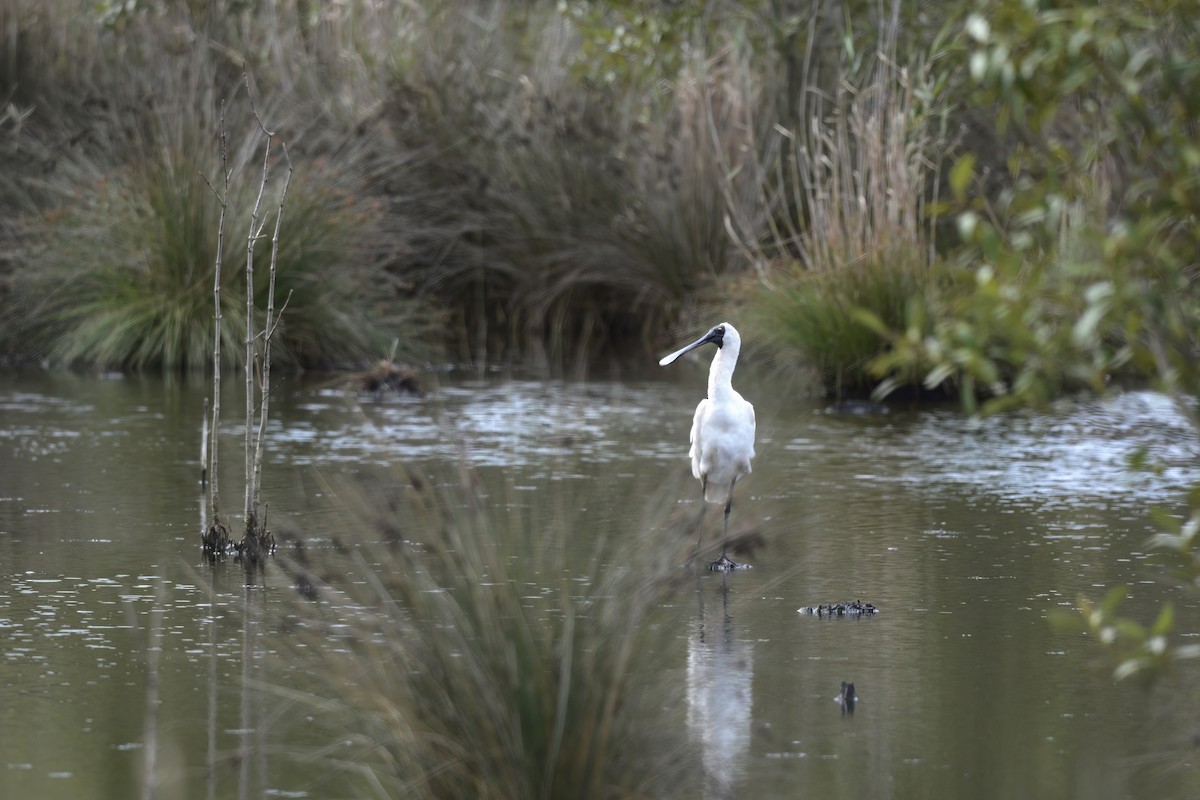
left=2, top=366, right=1199, bottom=799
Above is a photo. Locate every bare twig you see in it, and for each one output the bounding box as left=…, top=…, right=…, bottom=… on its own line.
left=243, top=67, right=271, bottom=539
left=229, top=67, right=289, bottom=560
left=201, top=100, right=231, bottom=557
left=252, top=140, right=293, bottom=523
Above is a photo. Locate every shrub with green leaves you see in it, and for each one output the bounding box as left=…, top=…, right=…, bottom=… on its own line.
left=871, top=0, right=1200, bottom=410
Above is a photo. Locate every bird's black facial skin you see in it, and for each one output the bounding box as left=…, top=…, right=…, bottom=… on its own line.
left=707, top=325, right=726, bottom=349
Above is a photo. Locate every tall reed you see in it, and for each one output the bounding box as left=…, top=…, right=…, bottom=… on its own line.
left=734, top=12, right=954, bottom=394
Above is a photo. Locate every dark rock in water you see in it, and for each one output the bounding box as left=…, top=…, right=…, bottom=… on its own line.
left=836, top=681, right=857, bottom=715
left=798, top=600, right=878, bottom=617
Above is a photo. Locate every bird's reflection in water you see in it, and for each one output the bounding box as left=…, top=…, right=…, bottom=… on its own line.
left=687, top=576, right=753, bottom=799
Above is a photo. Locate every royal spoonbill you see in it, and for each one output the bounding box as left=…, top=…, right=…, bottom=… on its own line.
left=659, top=322, right=756, bottom=571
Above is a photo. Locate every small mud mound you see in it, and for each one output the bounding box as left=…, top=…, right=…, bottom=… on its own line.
left=798, top=600, right=878, bottom=617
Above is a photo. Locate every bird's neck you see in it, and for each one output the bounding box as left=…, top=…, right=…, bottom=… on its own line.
left=708, top=345, right=739, bottom=398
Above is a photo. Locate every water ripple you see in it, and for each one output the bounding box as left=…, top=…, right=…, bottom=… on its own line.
left=793, top=391, right=1199, bottom=511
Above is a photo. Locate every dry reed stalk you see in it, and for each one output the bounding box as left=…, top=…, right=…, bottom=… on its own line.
left=249, top=90, right=293, bottom=547
left=792, top=65, right=928, bottom=274
left=237, top=70, right=290, bottom=559
left=243, top=81, right=269, bottom=538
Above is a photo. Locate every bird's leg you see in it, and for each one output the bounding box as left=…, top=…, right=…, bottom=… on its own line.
left=710, top=478, right=741, bottom=571
left=689, top=476, right=709, bottom=565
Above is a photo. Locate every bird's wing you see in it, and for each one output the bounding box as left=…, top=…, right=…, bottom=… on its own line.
left=689, top=399, right=707, bottom=479
left=746, top=400, right=757, bottom=464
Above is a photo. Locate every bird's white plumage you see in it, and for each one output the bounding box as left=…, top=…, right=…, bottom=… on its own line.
left=659, top=321, right=756, bottom=569
left=687, top=325, right=755, bottom=503
left=690, top=396, right=756, bottom=503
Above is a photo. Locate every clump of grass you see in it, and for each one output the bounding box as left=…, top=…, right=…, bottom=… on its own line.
left=276, top=464, right=697, bottom=799
left=750, top=247, right=938, bottom=395
left=11, top=135, right=410, bottom=370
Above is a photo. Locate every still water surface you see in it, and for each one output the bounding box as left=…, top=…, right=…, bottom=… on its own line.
left=1, top=367, right=1199, bottom=798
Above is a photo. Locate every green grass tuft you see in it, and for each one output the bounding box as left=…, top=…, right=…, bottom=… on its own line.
left=276, top=464, right=697, bottom=799
left=11, top=130, right=418, bottom=371
left=749, top=247, right=938, bottom=395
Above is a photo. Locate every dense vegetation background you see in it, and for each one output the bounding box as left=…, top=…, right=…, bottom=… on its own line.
left=1, top=0, right=1197, bottom=402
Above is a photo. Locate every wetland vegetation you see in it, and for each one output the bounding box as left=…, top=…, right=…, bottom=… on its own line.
left=3, top=1, right=1200, bottom=797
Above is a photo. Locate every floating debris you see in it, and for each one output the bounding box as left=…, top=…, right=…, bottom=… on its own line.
left=798, top=600, right=878, bottom=617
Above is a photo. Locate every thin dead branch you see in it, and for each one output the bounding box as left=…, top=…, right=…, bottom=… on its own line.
left=237, top=68, right=288, bottom=563
left=201, top=100, right=231, bottom=559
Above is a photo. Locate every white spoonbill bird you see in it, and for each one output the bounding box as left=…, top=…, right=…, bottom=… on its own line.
left=659, top=322, right=756, bottom=571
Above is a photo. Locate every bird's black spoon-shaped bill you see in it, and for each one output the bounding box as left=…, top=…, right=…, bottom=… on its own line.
left=658, top=327, right=722, bottom=366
